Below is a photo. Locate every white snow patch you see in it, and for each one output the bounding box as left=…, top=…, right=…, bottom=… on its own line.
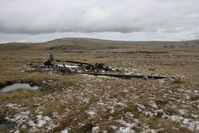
left=86, top=110, right=96, bottom=118
left=116, top=127, right=135, bottom=133
left=125, top=112, right=134, bottom=118
left=5, top=112, right=56, bottom=132
left=149, top=101, right=158, bottom=109
left=159, top=79, right=166, bottom=84
left=61, top=128, right=69, bottom=133
left=5, top=103, right=20, bottom=110
left=178, top=109, right=187, bottom=115
left=110, top=125, right=118, bottom=130
left=162, top=114, right=199, bottom=132
left=117, top=119, right=134, bottom=128
left=92, top=126, right=100, bottom=133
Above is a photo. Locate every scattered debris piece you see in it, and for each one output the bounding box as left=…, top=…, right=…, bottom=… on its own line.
left=43, top=53, right=55, bottom=67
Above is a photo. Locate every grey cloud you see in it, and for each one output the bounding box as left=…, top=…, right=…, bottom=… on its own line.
left=0, top=0, right=199, bottom=39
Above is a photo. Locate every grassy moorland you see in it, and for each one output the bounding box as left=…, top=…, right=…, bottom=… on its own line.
left=0, top=38, right=199, bottom=133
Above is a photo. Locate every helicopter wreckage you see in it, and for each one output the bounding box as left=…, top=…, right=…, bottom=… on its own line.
left=31, top=54, right=172, bottom=80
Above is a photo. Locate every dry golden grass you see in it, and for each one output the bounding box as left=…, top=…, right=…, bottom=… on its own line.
left=0, top=38, right=198, bottom=133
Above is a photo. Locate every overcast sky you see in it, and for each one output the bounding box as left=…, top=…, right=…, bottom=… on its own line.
left=0, top=0, right=199, bottom=43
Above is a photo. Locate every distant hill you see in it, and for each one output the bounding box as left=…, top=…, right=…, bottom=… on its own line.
left=1, top=37, right=199, bottom=45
